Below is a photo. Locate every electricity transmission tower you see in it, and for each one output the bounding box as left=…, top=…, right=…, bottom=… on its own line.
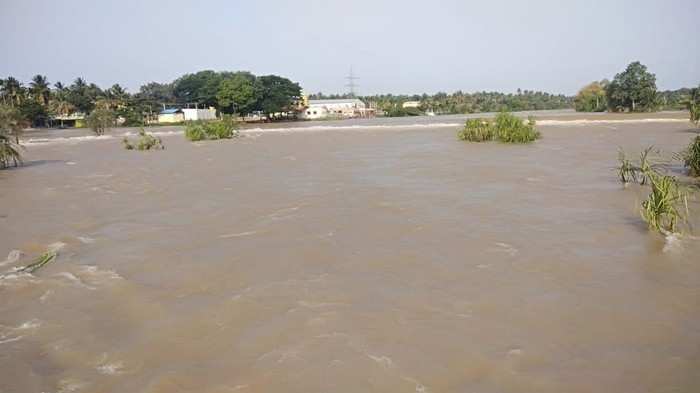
left=345, top=66, right=359, bottom=97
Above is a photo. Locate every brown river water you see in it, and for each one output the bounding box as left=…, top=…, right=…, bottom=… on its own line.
left=1, top=112, right=699, bottom=393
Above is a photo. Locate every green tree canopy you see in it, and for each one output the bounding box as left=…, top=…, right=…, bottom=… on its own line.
left=606, top=61, right=658, bottom=112
left=254, top=75, right=301, bottom=115
left=217, top=72, right=257, bottom=114
left=173, top=70, right=224, bottom=107
left=574, top=80, right=608, bottom=112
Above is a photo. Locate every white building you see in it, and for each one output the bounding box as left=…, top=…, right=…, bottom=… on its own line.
left=302, top=99, right=367, bottom=119
left=402, top=101, right=421, bottom=109
left=183, top=108, right=217, bottom=121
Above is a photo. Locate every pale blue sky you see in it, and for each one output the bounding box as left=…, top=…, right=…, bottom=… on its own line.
left=1, top=0, right=698, bottom=95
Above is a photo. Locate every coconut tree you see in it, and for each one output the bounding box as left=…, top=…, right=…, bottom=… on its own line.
left=0, top=104, right=23, bottom=168
left=29, top=74, right=51, bottom=106
left=0, top=77, right=24, bottom=107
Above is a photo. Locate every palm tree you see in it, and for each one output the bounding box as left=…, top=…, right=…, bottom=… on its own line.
left=29, top=74, right=50, bottom=106
left=1, top=77, right=24, bottom=107
left=0, top=105, right=23, bottom=168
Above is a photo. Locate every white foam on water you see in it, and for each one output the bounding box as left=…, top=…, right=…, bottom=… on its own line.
left=298, top=300, right=346, bottom=308
left=40, top=289, right=53, bottom=303
left=491, top=242, right=518, bottom=257
left=25, top=135, right=115, bottom=145
left=77, top=236, right=96, bottom=244
left=0, top=250, right=23, bottom=267
left=538, top=118, right=688, bottom=126
left=662, top=233, right=683, bottom=253
left=367, top=354, right=394, bottom=369
left=47, top=242, right=67, bottom=252
left=56, top=378, right=87, bottom=393
left=17, top=319, right=41, bottom=330
left=78, top=265, right=123, bottom=281
left=243, top=122, right=461, bottom=134
left=54, top=272, right=97, bottom=290
left=0, top=335, right=23, bottom=345
left=219, top=230, right=259, bottom=239
left=96, top=361, right=124, bottom=375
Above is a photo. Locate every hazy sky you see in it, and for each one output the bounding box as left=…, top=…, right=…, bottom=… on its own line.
left=1, top=0, right=698, bottom=95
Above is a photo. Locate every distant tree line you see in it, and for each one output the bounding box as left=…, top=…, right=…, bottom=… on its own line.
left=310, top=90, right=573, bottom=116
left=575, top=61, right=698, bottom=113
left=0, top=71, right=302, bottom=127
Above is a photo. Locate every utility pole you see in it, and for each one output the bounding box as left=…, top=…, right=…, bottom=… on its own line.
left=345, top=66, right=359, bottom=98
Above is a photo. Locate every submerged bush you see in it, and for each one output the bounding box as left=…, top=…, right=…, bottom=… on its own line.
left=86, top=108, right=116, bottom=135
left=681, top=135, right=700, bottom=177
left=184, top=116, right=239, bottom=141
left=494, top=113, right=540, bottom=143
left=457, top=112, right=540, bottom=143
left=123, top=129, right=165, bottom=151
left=458, top=119, right=494, bottom=142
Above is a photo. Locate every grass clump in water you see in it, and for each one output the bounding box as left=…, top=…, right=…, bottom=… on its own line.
left=641, top=172, right=688, bottom=235
left=457, top=112, right=540, bottom=143
left=123, top=129, right=165, bottom=151
left=458, top=119, right=494, bottom=142
left=680, top=135, right=700, bottom=177
left=494, top=113, right=540, bottom=143
left=184, top=116, right=239, bottom=142
left=617, top=146, right=692, bottom=235
left=617, top=146, right=663, bottom=185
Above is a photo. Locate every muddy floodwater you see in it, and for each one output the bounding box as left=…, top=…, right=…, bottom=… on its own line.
left=1, top=113, right=699, bottom=393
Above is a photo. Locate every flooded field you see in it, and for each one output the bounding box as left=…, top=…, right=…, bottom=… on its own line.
left=1, top=113, right=699, bottom=392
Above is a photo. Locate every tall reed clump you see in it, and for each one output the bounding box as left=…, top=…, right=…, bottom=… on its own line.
left=457, top=112, right=540, bottom=143
left=123, top=129, right=165, bottom=151
left=617, top=146, right=690, bottom=235
left=641, top=172, right=688, bottom=235
left=184, top=116, right=239, bottom=142
left=680, top=135, right=700, bottom=177
left=617, top=146, right=662, bottom=186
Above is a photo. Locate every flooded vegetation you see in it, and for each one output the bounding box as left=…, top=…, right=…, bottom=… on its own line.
left=1, top=113, right=699, bottom=392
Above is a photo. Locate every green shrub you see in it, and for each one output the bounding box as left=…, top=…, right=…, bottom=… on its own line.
left=458, top=118, right=494, bottom=142
left=457, top=112, right=540, bottom=144
left=681, top=136, right=700, bottom=177
left=85, top=108, right=116, bottom=135
left=123, top=129, right=164, bottom=151
left=493, top=113, right=540, bottom=143
left=184, top=116, right=239, bottom=141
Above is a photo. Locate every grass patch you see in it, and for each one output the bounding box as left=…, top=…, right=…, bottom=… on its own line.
left=123, top=129, right=165, bottom=151
left=184, top=116, right=239, bottom=142
left=458, top=112, right=540, bottom=143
